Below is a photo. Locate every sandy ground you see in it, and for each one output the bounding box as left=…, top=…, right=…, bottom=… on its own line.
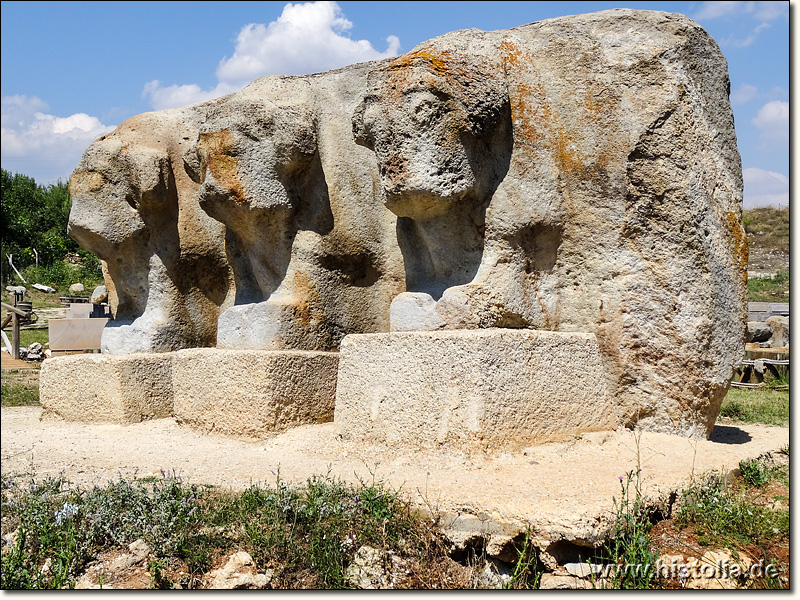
left=0, top=407, right=788, bottom=560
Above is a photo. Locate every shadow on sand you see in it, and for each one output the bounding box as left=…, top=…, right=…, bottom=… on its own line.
left=709, top=424, right=753, bottom=445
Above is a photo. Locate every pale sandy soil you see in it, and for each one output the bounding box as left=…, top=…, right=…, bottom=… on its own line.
left=0, top=406, right=788, bottom=558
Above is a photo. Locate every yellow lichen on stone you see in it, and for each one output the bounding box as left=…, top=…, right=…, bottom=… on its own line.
left=197, top=130, right=245, bottom=203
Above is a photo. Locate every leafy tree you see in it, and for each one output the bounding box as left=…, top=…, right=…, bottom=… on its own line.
left=1, top=169, right=101, bottom=287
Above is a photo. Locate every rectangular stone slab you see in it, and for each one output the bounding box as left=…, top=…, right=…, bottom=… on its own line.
left=40, top=353, right=173, bottom=423
left=65, top=303, right=93, bottom=318
left=335, top=329, right=620, bottom=448
left=48, top=317, right=107, bottom=351
left=172, top=348, right=339, bottom=439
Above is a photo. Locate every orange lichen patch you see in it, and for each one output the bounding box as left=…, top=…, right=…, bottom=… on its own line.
left=290, top=270, right=325, bottom=329
left=101, top=260, right=119, bottom=319
left=725, top=208, right=749, bottom=287
left=197, top=130, right=245, bottom=203
left=69, top=170, right=106, bottom=194
left=376, top=46, right=499, bottom=118
left=385, top=47, right=461, bottom=79
left=501, top=36, right=620, bottom=183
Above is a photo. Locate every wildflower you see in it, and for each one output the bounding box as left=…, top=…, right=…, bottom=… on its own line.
left=55, top=502, right=79, bottom=525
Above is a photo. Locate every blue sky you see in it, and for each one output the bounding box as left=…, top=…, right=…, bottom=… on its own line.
left=0, top=1, right=789, bottom=207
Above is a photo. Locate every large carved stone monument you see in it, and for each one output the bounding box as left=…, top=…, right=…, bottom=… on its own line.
left=41, top=9, right=746, bottom=443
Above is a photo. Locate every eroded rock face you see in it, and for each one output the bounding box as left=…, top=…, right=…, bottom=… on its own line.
left=69, top=108, right=233, bottom=354
left=70, top=68, right=404, bottom=354
left=68, top=9, right=745, bottom=438
left=194, top=71, right=404, bottom=351
left=354, top=9, right=746, bottom=437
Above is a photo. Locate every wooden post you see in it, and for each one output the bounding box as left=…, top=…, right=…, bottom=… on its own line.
left=11, top=311, right=20, bottom=360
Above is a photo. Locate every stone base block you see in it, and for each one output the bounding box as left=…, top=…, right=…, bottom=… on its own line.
left=334, top=329, right=619, bottom=448
left=172, top=348, right=339, bottom=439
left=40, top=353, right=173, bottom=423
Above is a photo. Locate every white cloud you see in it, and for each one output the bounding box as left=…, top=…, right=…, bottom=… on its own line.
left=1, top=95, right=115, bottom=184
left=143, top=1, right=401, bottom=110
left=743, top=167, right=789, bottom=208
left=693, top=1, right=789, bottom=21
left=752, top=100, right=789, bottom=144
left=730, top=83, right=758, bottom=105
left=725, top=22, right=771, bottom=47
left=217, top=1, right=400, bottom=84
left=751, top=0, right=790, bottom=21
left=693, top=1, right=747, bottom=20
left=142, top=80, right=239, bottom=111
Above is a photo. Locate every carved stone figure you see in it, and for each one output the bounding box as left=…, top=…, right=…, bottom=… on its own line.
left=64, top=9, right=746, bottom=439
left=351, top=9, right=746, bottom=437
left=68, top=109, right=233, bottom=354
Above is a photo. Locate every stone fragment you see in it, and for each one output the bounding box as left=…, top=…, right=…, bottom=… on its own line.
left=26, top=342, right=44, bottom=361
left=564, top=562, right=603, bottom=578
left=69, top=283, right=85, bottom=293
left=765, top=316, right=789, bottom=348
left=539, top=573, right=594, bottom=589
left=389, top=292, right=445, bottom=332
left=206, top=551, right=271, bottom=589
left=684, top=549, right=751, bottom=589
left=746, top=322, right=772, bottom=343
left=335, top=329, right=619, bottom=448
left=344, top=545, right=405, bottom=589
left=173, top=348, right=338, bottom=438
left=40, top=353, right=173, bottom=423
left=476, top=558, right=513, bottom=589
left=91, top=285, right=108, bottom=304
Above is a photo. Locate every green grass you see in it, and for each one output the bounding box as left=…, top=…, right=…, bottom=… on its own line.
left=742, top=206, right=789, bottom=251
left=0, top=371, right=40, bottom=406
left=747, top=269, right=789, bottom=303
left=719, top=387, right=789, bottom=427
left=19, top=328, right=50, bottom=348
left=0, top=472, right=465, bottom=590
left=675, top=466, right=789, bottom=553
left=17, top=260, right=104, bottom=296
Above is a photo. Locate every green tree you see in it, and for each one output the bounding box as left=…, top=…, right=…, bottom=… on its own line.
left=1, top=169, right=100, bottom=287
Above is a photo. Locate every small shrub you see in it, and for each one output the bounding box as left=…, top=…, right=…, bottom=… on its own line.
left=675, top=474, right=789, bottom=548
left=594, top=468, right=659, bottom=589
left=738, top=459, right=770, bottom=488
left=1, top=473, right=202, bottom=589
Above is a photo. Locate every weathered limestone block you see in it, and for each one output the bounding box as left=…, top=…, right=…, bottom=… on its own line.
left=69, top=66, right=404, bottom=355
left=40, top=353, right=173, bottom=423
left=354, top=9, right=746, bottom=438
left=172, top=348, right=338, bottom=438
left=765, top=315, right=789, bottom=348
left=191, top=69, right=404, bottom=352
left=334, top=330, right=619, bottom=448
left=69, top=109, right=234, bottom=354
left=65, top=9, right=745, bottom=440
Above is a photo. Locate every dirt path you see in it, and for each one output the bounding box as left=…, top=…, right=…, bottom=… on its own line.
left=1, top=406, right=788, bottom=560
